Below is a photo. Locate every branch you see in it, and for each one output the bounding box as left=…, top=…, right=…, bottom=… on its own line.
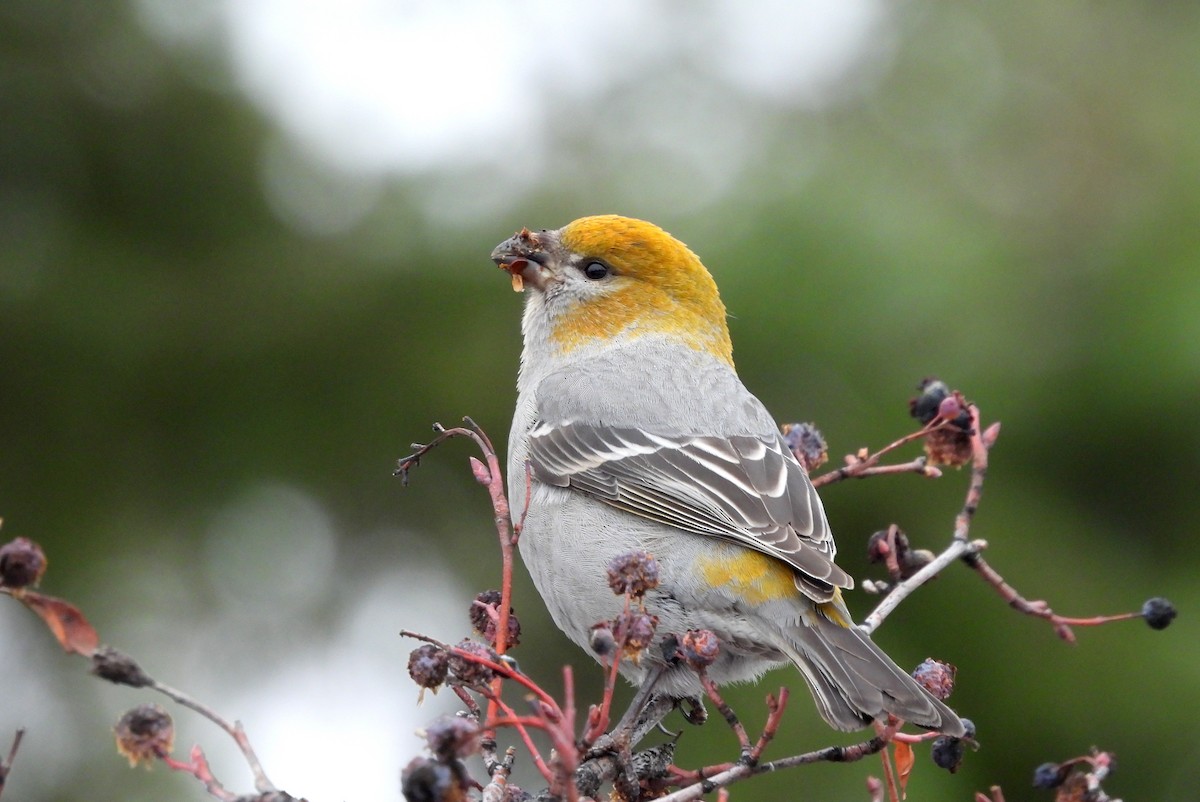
left=860, top=405, right=995, bottom=635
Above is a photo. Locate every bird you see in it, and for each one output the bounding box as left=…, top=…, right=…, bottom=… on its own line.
left=490, top=214, right=964, bottom=736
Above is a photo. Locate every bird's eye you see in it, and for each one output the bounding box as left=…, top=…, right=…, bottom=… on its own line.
left=582, top=261, right=609, bottom=280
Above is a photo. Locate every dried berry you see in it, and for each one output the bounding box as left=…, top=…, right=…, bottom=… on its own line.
left=113, top=704, right=174, bottom=767
left=958, top=717, right=976, bottom=741
left=606, top=550, right=660, bottom=597
left=782, top=422, right=828, bottom=472
left=931, top=734, right=965, bottom=773
left=911, top=658, right=956, bottom=701
left=910, top=379, right=973, bottom=466
left=910, top=378, right=971, bottom=430
left=424, top=716, right=481, bottom=762
left=447, top=640, right=497, bottom=686
left=91, top=646, right=153, bottom=688
left=1142, top=597, right=1177, bottom=630
left=679, top=629, right=720, bottom=670
left=401, top=756, right=464, bottom=802
left=469, top=590, right=521, bottom=648
left=904, top=549, right=935, bottom=577
left=589, top=622, right=617, bottom=659
left=0, top=537, right=47, bottom=589
left=1033, top=761, right=1068, bottom=790
left=408, top=644, right=450, bottom=690
left=910, top=378, right=951, bottom=425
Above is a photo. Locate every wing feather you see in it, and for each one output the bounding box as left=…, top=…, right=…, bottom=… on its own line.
left=528, top=422, right=851, bottom=600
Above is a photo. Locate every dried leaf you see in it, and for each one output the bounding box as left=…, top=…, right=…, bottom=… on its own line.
left=894, top=741, right=915, bottom=798
left=22, top=591, right=99, bottom=656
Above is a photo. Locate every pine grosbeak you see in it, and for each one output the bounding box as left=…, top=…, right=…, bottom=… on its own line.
left=491, top=215, right=964, bottom=735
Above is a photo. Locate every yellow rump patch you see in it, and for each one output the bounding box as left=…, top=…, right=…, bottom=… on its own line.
left=697, top=549, right=798, bottom=606
left=697, top=549, right=853, bottom=628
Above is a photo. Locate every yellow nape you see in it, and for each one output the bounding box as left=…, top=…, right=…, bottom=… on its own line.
left=697, top=549, right=798, bottom=606
left=554, top=215, right=734, bottom=365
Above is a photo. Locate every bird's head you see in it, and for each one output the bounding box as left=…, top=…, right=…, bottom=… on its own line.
left=491, top=215, right=733, bottom=365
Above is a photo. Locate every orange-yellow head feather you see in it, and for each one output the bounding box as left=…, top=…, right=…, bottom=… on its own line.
left=492, top=215, right=733, bottom=366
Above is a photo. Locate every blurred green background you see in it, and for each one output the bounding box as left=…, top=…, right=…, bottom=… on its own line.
left=2, top=1, right=1198, bottom=800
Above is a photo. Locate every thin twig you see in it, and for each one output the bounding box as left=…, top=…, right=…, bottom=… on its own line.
left=481, top=746, right=518, bottom=802
left=396, top=419, right=519, bottom=734
left=698, top=671, right=751, bottom=759
left=148, top=680, right=275, bottom=793
left=813, top=420, right=954, bottom=489
left=655, top=731, right=894, bottom=802
left=860, top=539, right=985, bottom=636
left=747, top=689, right=789, bottom=764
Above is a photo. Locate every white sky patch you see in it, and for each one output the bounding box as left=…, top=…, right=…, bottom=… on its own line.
left=137, top=0, right=886, bottom=176
left=214, top=560, right=469, bottom=801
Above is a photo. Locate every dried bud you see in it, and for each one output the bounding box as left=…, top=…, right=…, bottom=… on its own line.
left=448, top=640, right=497, bottom=686
left=0, top=537, right=47, bottom=589
left=620, top=610, right=659, bottom=656
left=114, top=704, right=174, bottom=767
left=866, top=528, right=910, bottom=564
left=606, top=550, right=660, bottom=598
left=408, top=644, right=450, bottom=691
left=590, top=622, right=617, bottom=659
left=91, top=646, right=152, bottom=688
left=924, top=427, right=973, bottom=468
left=782, top=422, right=828, bottom=473
left=679, top=629, right=720, bottom=670
left=1054, top=772, right=1090, bottom=802
left=905, top=549, right=935, bottom=574
left=911, top=658, right=956, bottom=701
left=469, top=590, right=521, bottom=648
left=423, top=716, right=481, bottom=762
left=1142, top=597, right=1177, bottom=630
left=401, top=756, right=464, bottom=802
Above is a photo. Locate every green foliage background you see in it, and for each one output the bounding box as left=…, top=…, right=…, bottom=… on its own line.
left=2, top=3, right=1198, bottom=800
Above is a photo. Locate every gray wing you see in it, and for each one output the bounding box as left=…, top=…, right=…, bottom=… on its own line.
left=528, top=421, right=852, bottom=601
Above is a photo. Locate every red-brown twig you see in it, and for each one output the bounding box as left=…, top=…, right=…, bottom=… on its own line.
left=698, top=671, right=752, bottom=759
left=397, top=418, right=519, bottom=732
left=147, top=679, right=275, bottom=794
left=161, top=745, right=237, bottom=802
left=813, top=420, right=954, bottom=489
left=748, top=689, right=789, bottom=764
left=877, top=739, right=899, bottom=802
left=481, top=695, right=554, bottom=785
left=960, top=552, right=1142, bottom=644
left=582, top=597, right=633, bottom=747
left=402, top=631, right=565, bottom=717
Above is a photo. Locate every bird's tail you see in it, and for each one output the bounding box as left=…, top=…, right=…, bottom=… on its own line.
left=775, top=606, right=965, bottom=737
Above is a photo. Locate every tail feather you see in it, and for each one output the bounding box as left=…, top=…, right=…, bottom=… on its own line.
left=778, top=612, right=965, bottom=737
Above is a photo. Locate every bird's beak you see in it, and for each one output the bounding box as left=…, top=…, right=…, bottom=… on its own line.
left=491, top=228, right=554, bottom=293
